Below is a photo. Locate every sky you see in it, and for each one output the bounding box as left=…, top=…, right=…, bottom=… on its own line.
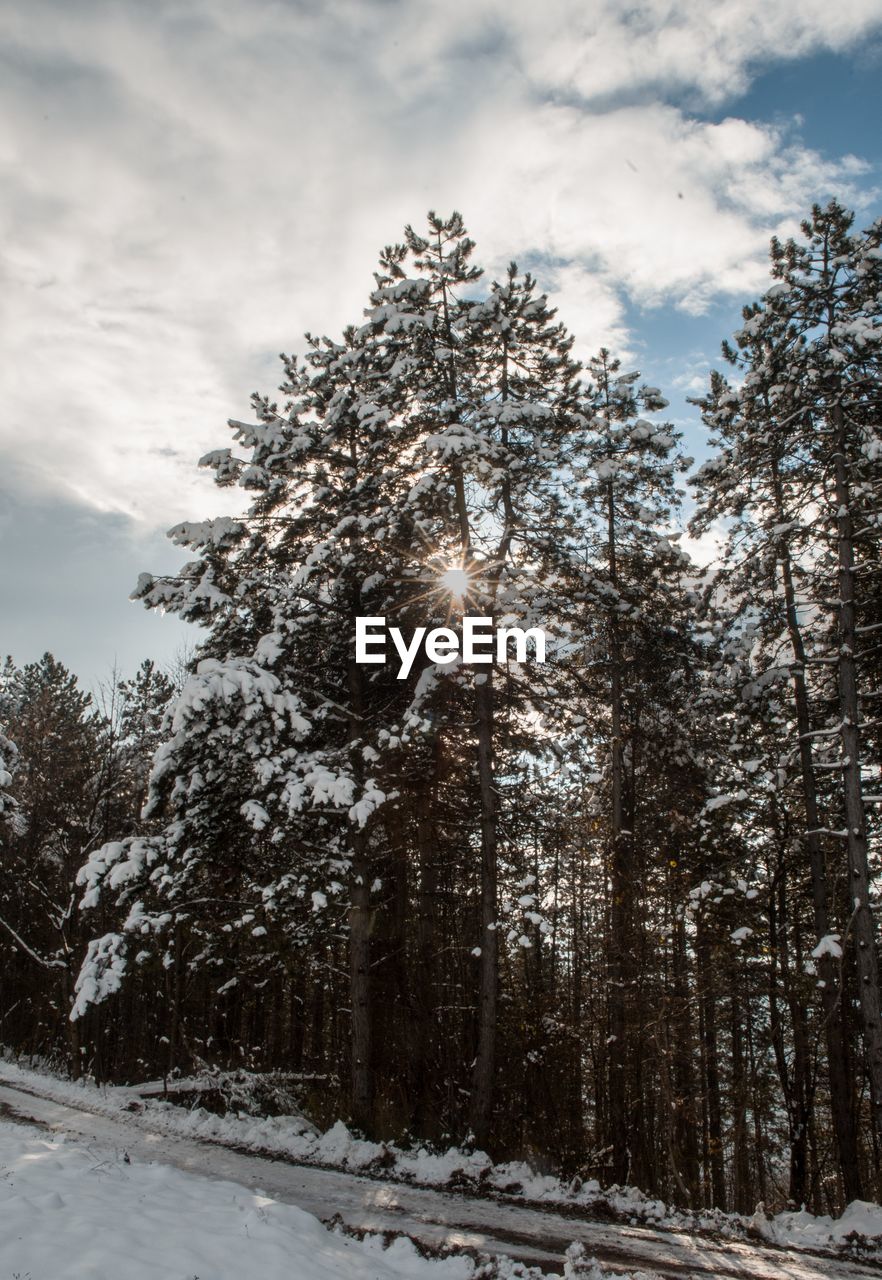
left=2, top=0, right=881, bottom=690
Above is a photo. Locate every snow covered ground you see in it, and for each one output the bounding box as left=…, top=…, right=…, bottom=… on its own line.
left=1, top=1057, right=881, bottom=1279
left=2, top=1104, right=877, bottom=1280
left=2, top=1056, right=882, bottom=1257
left=0, top=1116, right=480, bottom=1280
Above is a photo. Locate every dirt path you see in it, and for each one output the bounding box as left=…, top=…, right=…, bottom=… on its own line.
left=0, top=1080, right=877, bottom=1279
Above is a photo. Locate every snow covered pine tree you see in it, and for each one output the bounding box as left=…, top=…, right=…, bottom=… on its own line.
left=692, top=201, right=882, bottom=1199
left=73, top=213, right=594, bottom=1143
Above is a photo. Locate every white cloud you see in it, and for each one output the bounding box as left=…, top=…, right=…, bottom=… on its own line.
left=0, top=0, right=879, bottom=523
left=508, top=0, right=882, bottom=103
left=681, top=520, right=728, bottom=570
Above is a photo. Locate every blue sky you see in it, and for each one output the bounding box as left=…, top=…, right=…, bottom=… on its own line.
left=2, top=1, right=881, bottom=690
left=637, top=41, right=882, bottom=430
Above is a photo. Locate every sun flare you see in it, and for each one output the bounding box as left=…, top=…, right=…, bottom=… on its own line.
left=438, top=566, right=472, bottom=599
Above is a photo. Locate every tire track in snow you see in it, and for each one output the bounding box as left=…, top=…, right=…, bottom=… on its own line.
left=0, top=1082, right=878, bottom=1280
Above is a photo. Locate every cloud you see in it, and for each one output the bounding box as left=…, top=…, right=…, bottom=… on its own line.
left=507, top=0, right=882, bottom=104
left=463, top=102, right=872, bottom=311
left=0, top=466, right=196, bottom=683
left=681, top=520, right=728, bottom=570
left=1, top=0, right=880, bottom=526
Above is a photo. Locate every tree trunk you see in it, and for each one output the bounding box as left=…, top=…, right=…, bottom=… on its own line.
left=833, top=404, right=882, bottom=1170
left=605, top=467, right=631, bottom=1185
left=469, top=671, right=499, bottom=1150
left=166, top=919, right=183, bottom=1081
left=731, top=987, right=752, bottom=1213
left=671, top=915, right=700, bottom=1204
left=413, top=779, right=439, bottom=1132
left=771, top=452, right=862, bottom=1200
left=772, top=867, right=813, bottom=1206
left=697, top=924, right=726, bottom=1209
left=61, top=966, right=82, bottom=1080
left=349, top=836, right=373, bottom=1133
left=347, top=643, right=373, bottom=1135
left=569, top=850, right=585, bottom=1169
left=290, top=965, right=306, bottom=1073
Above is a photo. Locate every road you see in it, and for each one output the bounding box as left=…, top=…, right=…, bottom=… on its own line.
left=0, top=1079, right=878, bottom=1279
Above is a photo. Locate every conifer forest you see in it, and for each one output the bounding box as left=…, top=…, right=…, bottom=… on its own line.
left=4, top=199, right=882, bottom=1223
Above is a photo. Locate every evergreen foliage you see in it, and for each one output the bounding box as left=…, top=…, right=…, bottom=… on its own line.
left=1, top=203, right=880, bottom=1212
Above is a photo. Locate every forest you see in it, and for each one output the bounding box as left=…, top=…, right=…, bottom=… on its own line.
left=1, top=200, right=880, bottom=1223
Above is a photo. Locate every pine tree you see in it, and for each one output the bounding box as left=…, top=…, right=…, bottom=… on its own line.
left=568, top=349, right=693, bottom=1185
left=692, top=200, right=882, bottom=1194
left=116, top=660, right=176, bottom=825
left=358, top=215, right=584, bottom=1146
left=0, top=654, right=104, bottom=1070
left=75, top=213, right=588, bottom=1148
left=0, top=734, right=18, bottom=831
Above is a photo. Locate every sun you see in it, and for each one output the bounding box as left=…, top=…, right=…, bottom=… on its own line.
left=438, top=566, right=472, bottom=599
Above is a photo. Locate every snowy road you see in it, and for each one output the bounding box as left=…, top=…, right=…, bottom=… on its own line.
left=0, top=1080, right=878, bottom=1280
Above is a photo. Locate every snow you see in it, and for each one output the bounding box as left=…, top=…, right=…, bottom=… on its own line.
left=812, top=933, right=844, bottom=960
left=167, top=516, right=245, bottom=549
left=0, top=1067, right=876, bottom=1280
left=704, top=790, right=747, bottom=812
left=560, top=1246, right=641, bottom=1278
left=0, top=1118, right=473, bottom=1280
left=760, top=1199, right=882, bottom=1251
left=1, top=1057, right=880, bottom=1269
left=71, top=933, right=130, bottom=1016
